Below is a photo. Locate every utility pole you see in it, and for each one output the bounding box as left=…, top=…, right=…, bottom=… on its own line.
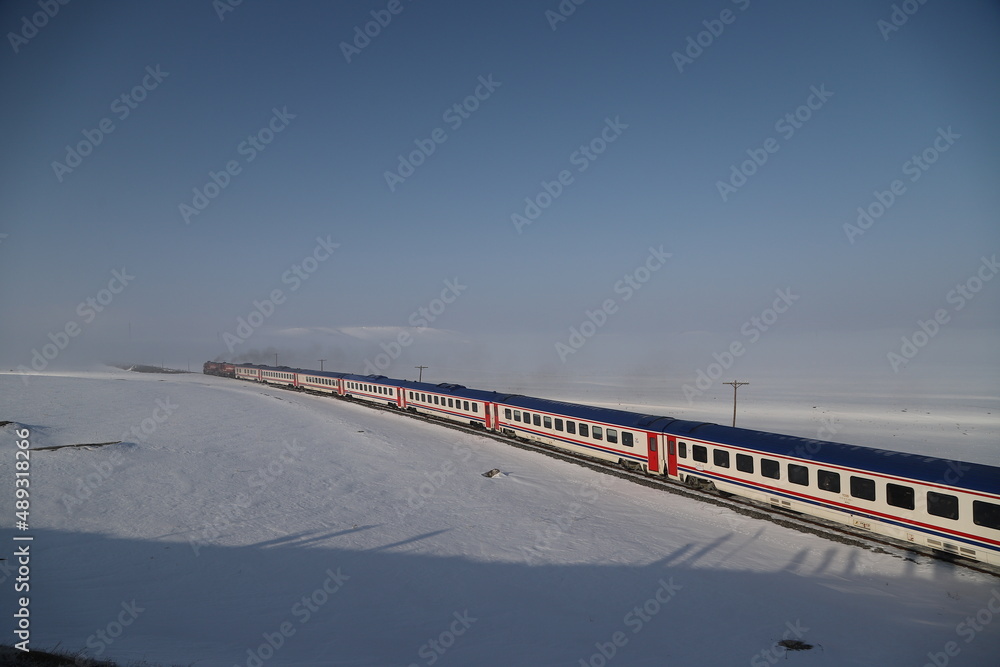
left=319, top=359, right=326, bottom=372
left=415, top=365, right=428, bottom=382
left=723, top=381, right=749, bottom=427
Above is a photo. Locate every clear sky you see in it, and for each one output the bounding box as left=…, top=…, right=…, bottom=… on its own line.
left=2, top=0, right=998, bottom=397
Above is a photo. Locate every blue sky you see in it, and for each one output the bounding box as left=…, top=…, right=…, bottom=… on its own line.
left=2, top=0, right=998, bottom=393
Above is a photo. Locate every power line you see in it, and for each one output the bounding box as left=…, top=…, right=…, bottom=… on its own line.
left=723, top=381, right=750, bottom=427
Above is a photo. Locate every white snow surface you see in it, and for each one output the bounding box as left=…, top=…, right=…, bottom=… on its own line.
left=1, top=368, right=999, bottom=666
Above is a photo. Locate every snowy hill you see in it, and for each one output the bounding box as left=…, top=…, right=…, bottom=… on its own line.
left=1, top=369, right=998, bottom=666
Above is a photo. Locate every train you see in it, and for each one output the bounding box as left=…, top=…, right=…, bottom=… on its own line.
left=205, top=361, right=1000, bottom=567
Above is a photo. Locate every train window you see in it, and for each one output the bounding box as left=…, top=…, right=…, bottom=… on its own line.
left=606, top=429, right=618, bottom=444
left=692, top=445, right=707, bottom=463
left=593, top=426, right=603, bottom=440
left=566, top=421, right=576, bottom=434
left=435, top=396, right=441, bottom=404
left=927, top=492, right=959, bottom=520
left=817, top=470, right=841, bottom=493
left=448, top=399, right=454, bottom=407
left=622, top=432, right=633, bottom=447
left=522, top=412, right=530, bottom=423
left=555, top=419, right=564, bottom=431
left=513, top=411, right=521, bottom=422
left=472, top=403, right=478, bottom=412
left=788, top=464, right=809, bottom=486
left=713, top=449, right=730, bottom=468
left=533, top=414, right=541, bottom=426
left=973, top=501, right=1000, bottom=531
left=850, top=476, right=876, bottom=501
left=579, top=424, right=589, bottom=437
left=886, top=483, right=915, bottom=510
left=736, top=454, right=753, bottom=473
left=504, top=409, right=512, bottom=419
left=389, top=389, right=394, bottom=396
left=678, top=442, right=687, bottom=458
left=409, top=392, right=414, bottom=399
left=544, top=416, right=553, bottom=429
left=464, top=401, right=470, bottom=411
left=761, top=459, right=780, bottom=479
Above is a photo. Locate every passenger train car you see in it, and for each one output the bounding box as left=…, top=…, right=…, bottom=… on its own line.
left=218, top=362, right=1000, bottom=566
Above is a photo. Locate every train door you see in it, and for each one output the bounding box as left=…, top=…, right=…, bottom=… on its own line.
left=490, top=403, right=498, bottom=430
left=647, top=434, right=660, bottom=473
left=665, top=435, right=678, bottom=477
left=396, top=387, right=404, bottom=408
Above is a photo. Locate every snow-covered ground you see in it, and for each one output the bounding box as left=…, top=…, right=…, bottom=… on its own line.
left=1, top=368, right=999, bottom=666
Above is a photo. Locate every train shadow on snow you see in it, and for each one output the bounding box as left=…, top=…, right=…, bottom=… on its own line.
left=2, top=527, right=997, bottom=667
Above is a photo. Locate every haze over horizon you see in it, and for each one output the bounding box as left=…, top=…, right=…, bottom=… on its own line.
left=2, top=0, right=998, bottom=402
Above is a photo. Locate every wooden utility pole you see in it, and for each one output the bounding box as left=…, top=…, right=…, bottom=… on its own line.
left=723, top=381, right=749, bottom=427
left=415, top=365, right=428, bottom=382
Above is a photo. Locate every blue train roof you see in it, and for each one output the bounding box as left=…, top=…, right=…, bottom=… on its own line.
left=673, top=423, right=1000, bottom=495
left=396, top=379, right=511, bottom=403
left=229, top=362, right=999, bottom=494
left=238, top=363, right=348, bottom=379
left=501, top=394, right=678, bottom=431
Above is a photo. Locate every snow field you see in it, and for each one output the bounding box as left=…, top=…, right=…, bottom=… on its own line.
left=0, top=369, right=998, bottom=666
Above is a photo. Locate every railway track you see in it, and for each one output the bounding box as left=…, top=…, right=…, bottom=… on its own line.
left=255, top=379, right=1000, bottom=578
